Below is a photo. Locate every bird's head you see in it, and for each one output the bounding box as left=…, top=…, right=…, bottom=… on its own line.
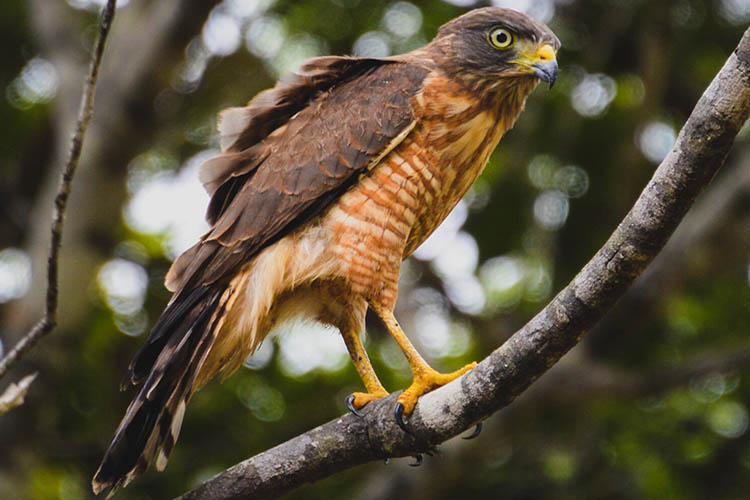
left=430, top=7, right=560, bottom=89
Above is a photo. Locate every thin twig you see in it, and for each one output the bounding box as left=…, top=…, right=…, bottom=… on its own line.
left=0, top=0, right=117, bottom=381
left=178, top=27, right=750, bottom=500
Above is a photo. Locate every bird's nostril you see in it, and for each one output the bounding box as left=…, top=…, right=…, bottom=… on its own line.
left=536, top=44, right=556, bottom=62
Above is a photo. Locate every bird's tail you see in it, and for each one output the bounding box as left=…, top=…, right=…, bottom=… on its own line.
left=92, top=284, right=228, bottom=497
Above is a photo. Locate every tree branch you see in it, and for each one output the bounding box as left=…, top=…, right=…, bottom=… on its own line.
left=179, top=27, right=750, bottom=500
left=0, top=0, right=117, bottom=383
left=352, top=342, right=750, bottom=500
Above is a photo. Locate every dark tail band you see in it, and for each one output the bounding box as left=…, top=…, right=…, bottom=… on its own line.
left=92, top=285, right=225, bottom=497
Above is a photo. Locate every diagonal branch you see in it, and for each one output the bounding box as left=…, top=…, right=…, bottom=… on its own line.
left=179, top=27, right=750, bottom=500
left=0, top=0, right=118, bottom=383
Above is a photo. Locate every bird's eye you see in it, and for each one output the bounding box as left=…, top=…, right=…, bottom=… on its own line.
left=488, top=27, right=514, bottom=49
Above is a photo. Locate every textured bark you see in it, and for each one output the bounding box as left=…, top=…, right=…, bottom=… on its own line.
left=178, top=27, right=750, bottom=500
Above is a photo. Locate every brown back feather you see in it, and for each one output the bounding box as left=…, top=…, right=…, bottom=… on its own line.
left=166, top=58, right=429, bottom=293
left=199, top=56, right=397, bottom=224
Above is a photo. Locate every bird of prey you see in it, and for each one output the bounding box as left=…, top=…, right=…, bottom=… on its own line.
left=93, top=7, right=559, bottom=495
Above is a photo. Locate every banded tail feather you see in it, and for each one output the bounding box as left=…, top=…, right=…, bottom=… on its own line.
left=92, top=285, right=228, bottom=497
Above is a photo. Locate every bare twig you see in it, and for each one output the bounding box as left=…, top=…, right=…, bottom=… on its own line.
left=0, top=373, right=38, bottom=415
left=0, top=0, right=117, bottom=381
left=178, top=27, right=750, bottom=500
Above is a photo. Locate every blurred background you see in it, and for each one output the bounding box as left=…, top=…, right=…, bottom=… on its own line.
left=1, top=0, right=749, bottom=498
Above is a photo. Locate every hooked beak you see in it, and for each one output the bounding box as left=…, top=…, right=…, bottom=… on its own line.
left=532, top=59, right=558, bottom=89
left=512, top=42, right=558, bottom=89
left=531, top=43, right=558, bottom=89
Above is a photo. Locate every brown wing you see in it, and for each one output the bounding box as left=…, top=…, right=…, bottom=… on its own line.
left=198, top=56, right=397, bottom=217
left=166, top=58, right=428, bottom=293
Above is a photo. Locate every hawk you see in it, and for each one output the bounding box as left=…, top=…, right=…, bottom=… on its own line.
left=93, top=7, right=559, bottom=495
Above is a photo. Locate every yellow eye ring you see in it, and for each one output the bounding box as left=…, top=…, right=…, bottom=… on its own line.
left=488, top=27, right=514, bottom=49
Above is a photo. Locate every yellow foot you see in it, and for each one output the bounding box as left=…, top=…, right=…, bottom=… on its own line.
left=397, top=361, right=477, bottom=416
left=346, top=389, right=389, bottom=416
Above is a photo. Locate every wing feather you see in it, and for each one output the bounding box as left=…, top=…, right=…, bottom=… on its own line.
left=166, top=58, right=428, bottom=293
left=199, top=56, right=395, bottom=206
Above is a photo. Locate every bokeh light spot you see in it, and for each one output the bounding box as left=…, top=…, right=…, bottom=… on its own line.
left=246, top=15, right=287, bottom=60
left=236, top=377, right=286, bottom=422
left=243, top=339, right=275, bottom=370
left=277, top=322, right=348, bottom=377
left=224, top=0, right=274, bottom=21
left=414, top=307, right=452, bottom=358
left=533, top=190, right=569, bottom=230
left=379, top=339, right=410, bottom=375
left=272, top=34, right=328, bottom=75
left=413, top=200, right=468, bottom=260
left=719, top=0, right=750, bottom=24
left=523, top=260, right=553, bottom=302
left=442, top=0, right=477, bottom=6
left=97, top=258, right=149, bottom=316
left=554, top=165, right=589, bottom=198
left=614, top=74, right=646, bottom=109
left=571, top=73, right=617, bottom=118
left=113, top=310, right=149, bottom=337
left=707, top=400, right=749, bottom=439
left=124, top=150, right=211, bottom=259
left=353, top=31, right=391, bottom=57
left=528, top=154, right=559, bottom=190
left=432, top=231, right=479, bottom=279
left=638, top=121, right=676, bottom=164
left=480, top=255, right=525, bottom=311
left=174, top=39, right=212, bottom=93
left=6, top=57, right=59, bottom=110
left=491, top=0, right=555, bottom=22
left=444, top=276, right=486, bottom=315
left=0, top=248, right=32, bottom=303
left=203, top=9, right=242, bottom=56
left=690, top=373, right=726, bottom=404
left=383, top=2, right=423, bottom=38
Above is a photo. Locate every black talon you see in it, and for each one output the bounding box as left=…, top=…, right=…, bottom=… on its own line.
left=346, top=395, right=363, bottom=417
left=462, top=422, right=483, bottom=440
left=409, top=454, right=423, bottom=467
left=394, top=403, right=411, bottom=434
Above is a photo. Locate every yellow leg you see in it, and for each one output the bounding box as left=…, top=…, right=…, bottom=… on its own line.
left=341, top=329, right=389, bottom=409
left=371, top=304, right=476, bottom=415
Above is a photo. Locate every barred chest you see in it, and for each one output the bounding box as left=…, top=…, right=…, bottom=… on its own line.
left=398, top=111, right=505, bottom=256
left=323, top=73, right=532, bottom=303
left=398, top=73, right=536, bottom=254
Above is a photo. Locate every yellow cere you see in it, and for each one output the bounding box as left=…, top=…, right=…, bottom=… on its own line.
left=536, top=43, right=556, bottom=62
